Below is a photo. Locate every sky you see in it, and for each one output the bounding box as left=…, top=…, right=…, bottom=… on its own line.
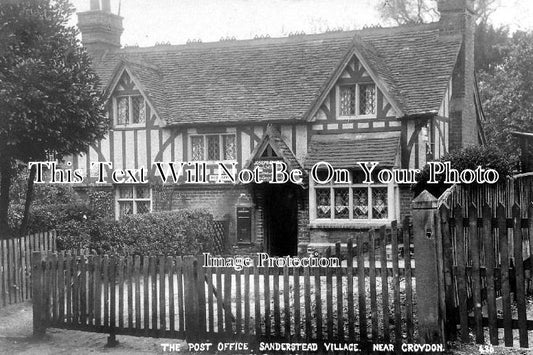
left=68, top=0, right=533, bottom=47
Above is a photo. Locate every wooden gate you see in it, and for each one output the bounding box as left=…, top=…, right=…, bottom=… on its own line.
left=439, top=202, right=533, bottom=348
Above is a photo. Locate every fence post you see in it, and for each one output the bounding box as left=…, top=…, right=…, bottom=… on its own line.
left=32, top=251, right=45, bottom=337
left=412, top=191, right=445, bottom=345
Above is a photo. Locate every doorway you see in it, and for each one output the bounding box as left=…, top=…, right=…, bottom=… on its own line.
left=263, top=183, right=298, bottom=256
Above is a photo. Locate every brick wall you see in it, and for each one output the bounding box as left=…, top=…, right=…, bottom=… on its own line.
left=153, top=185, right=251, bottom=247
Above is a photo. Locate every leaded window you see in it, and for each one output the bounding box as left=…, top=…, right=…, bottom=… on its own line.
left=338, top=83, right=377, bottom=117
left=372, top=187, right=388, bottom=219
left=190, top=134, right=237, bottom=161
left=191, top=136, right=204, bottom=161
left=223, top=135, right=236, bottom=160
left=359, top=84, right=376, bottom=115
left=334, top=188, right=350, bottom=219
left=116, top=186, right=152, bottom=218
left=316, top=188, right=331, bottom=218
left=313, top=170, right=390, bottom=221
left=340, top=86, right=356, bottom=116
left=115, top=95, right=146, bottom=125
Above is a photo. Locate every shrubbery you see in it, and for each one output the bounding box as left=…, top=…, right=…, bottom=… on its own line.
left=75, top=210, right=219, bottom=256
left=29, top=205, right=221, bottom=256
left=414, top=145, right=515, bottom=197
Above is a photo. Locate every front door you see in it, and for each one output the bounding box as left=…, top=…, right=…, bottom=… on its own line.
left=264, top=183, right=298, bottom=256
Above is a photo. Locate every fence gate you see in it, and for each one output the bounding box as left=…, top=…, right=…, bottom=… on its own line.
left=440, top=201, right=533, bottom=348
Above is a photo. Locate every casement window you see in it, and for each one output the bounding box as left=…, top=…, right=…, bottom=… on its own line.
left=338, top=83, right=376, bottom=117
left=310, top=170, right=397, bottom=224
left=114, top=95, right=146, bottom=125
left=190, top=134, right=236, bottom=161
left=115, top=185, right=152, bottom=218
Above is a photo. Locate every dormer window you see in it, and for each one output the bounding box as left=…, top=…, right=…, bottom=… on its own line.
left=115, top=95, right=145, bottom=125
left=338, top=83, right=376, bottom=117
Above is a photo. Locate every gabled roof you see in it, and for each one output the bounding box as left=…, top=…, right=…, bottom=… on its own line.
left=243, top=125, right=304, bottom=173
left=91, top=22, right=462, bottom=125
left=304, top=132, right=401, bottom=168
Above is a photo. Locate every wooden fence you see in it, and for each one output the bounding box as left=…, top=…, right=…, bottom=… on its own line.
left=32, top=221, right=416, bottom=346
left=439, top=173, right=533, bottom=217
left=1, top=231, right=56, bottom=308
left=440, top=202, right=533, bottom=348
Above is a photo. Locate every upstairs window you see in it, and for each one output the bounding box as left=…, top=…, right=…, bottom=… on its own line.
left=338, top=83, right=377, bottom=118
left=191, top=134, right=236, bottom=161
left=115, top=95, right=146, bottom=125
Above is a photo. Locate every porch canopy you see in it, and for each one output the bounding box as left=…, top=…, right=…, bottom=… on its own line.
left=304, top=132, right=401, bottom=169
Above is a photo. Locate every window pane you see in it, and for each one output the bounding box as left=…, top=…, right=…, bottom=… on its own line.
left=135, top=186, right=149, bottom=199
left=353, top=187, right=369, bottom=219
left=131, top=96, right=145, bottom=123
left=316, top=188, right=331, bottom=218
left=117, top=97, right=129, bottom=124
left=360, top=84, right=376, bottom=115
left=334, top=188, right=349, bottom=219
left=119, top=186, right=134, bottom=198
left=136, top=201, right=150, bottom=214
left=340, top=86, right=356, bottom=116
left=191, top=136, right=204, bottom=161
left=372, top=187, right=388, bottom=219
left=207, top=135, right=220, bottom=160
left=119, top=201, right=133, bottom=217
left=223, top=135, right=236, bottom=160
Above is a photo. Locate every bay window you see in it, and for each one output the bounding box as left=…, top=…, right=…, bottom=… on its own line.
left=311, top=170, right=396, bottom=224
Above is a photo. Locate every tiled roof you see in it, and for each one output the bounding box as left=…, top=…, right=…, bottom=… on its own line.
left=92, top=22, right=462, bottom=124
left=304, top=132, right=401, bottom=168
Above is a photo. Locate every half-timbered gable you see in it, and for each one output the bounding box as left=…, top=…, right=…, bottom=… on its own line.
left=74, top=0, right=483, bottom=254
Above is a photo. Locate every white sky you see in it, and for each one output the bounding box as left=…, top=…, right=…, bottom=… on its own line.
left=69, top=0, right=533, bottom=47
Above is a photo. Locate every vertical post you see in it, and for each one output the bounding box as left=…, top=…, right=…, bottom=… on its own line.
left=32, top=251, right=45, bottom=337
left=412, top=191, right=445, bottom=344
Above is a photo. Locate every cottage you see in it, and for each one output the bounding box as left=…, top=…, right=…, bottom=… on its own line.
left=72, top=0, right=484, bottom=255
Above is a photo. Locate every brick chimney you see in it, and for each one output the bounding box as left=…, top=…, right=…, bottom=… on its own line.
left=77, top=0, right=123, bottom=57
left=439, top=0, right=477, bottom=149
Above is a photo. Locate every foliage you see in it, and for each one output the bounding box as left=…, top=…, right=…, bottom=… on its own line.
left=479, top=31, right=533, bottom=159
left=376, top=0, right=438, bottom=25
left=35, top=207, right=221, bottom=256
left=24, top=202, right=95, bottom=235
left=375, top=0, right=497, bottom=26
left=87, top=189, right=113, bottom=219
left=0, top=0, right=107, bottom=235
left=474, top=21, right=510, bottom=73
left=414, top=145, right=515, bottom=197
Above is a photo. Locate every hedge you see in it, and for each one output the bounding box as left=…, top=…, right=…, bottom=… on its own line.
left=51, top=209, right=221, bottom=256
left=414, top=145, right=515, bottom=197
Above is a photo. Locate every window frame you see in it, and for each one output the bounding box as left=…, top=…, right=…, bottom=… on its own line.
left=113, top=94, right=146, bottom=127
left=309, top=170, right=397, bottom=227
left=115, top=185, right=152, bottom=219
left=189, top=133, right=237, bottom=162
left=336, top=83, right=377, bottom=120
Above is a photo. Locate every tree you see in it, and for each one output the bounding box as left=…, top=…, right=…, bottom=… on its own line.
left=479, top=30, right=533, bottom=160
left=375, top=0, right=498, bottom=26
left=0, top=0, right=108, bottom=237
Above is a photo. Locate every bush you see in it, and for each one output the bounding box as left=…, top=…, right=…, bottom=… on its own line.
left=414, top=145, right=515, bottom=197
left=26, top=202, right=96, bottom=235
left=57, top=209, right=220, bottom=256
